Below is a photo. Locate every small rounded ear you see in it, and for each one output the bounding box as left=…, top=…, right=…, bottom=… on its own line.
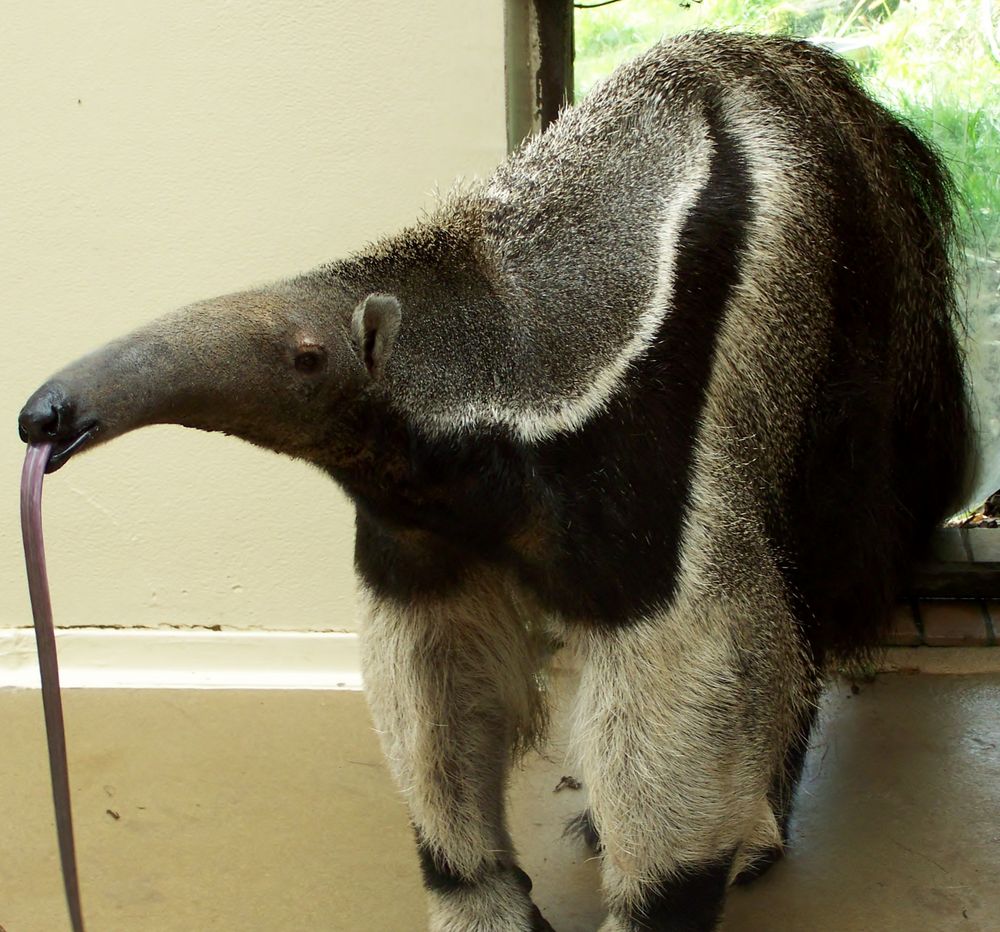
left=351, top=293, right=401, bottom=378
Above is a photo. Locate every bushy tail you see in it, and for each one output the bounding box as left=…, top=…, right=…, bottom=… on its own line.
left=883, top=115, right=974, bottom=530
left=772, top=38, right=974, bottom=661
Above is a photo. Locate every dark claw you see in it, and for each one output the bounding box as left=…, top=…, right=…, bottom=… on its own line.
left=529, top=903, right=557, bottom=932
left=564, top=809, right=603, bottom=853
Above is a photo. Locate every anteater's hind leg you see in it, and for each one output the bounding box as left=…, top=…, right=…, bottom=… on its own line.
left=733, top=694, right=820, bottom=885
left=570, top=595, right=814, bottom=931
left=360, top=565, right=554, bottom=932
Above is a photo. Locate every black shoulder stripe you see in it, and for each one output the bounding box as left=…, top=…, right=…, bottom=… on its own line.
left=521, top=96, right=755, bottom=625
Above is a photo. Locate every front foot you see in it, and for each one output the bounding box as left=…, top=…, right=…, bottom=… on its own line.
left=600, top=856, right=732, bottom=932
left=424, top=859, right=556, bottom=932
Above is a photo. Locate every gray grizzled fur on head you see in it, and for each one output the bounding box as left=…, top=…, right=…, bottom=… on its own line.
left=20, top=30, right=971, bottom=932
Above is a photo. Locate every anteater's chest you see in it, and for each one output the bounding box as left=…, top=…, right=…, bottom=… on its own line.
left=350, top=398, right=700, bottom=626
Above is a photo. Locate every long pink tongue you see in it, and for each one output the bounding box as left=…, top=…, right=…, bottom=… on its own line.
left=20, top=442, right=86, bottom=932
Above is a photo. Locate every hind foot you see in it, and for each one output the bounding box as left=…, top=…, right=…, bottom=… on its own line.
left=565, top=809, right=602, bottom=853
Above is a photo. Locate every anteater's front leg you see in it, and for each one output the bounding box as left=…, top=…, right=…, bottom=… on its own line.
left=360, top=564, right=552, bottom=932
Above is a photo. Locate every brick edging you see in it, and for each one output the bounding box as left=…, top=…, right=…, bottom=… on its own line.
left=887, top=600, right=999, bottom=647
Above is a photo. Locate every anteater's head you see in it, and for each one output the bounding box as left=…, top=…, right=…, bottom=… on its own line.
left=18, top=280, right=401, bottom=472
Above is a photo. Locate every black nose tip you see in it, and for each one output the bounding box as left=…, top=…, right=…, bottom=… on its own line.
left=18, top=384, right=74, bottom=444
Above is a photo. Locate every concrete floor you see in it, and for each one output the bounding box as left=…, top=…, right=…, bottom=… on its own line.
left=3, top=668, right=1000, bottom=931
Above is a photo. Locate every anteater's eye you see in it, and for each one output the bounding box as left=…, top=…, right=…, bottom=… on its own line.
left=294, top=344, right=327, bottom=374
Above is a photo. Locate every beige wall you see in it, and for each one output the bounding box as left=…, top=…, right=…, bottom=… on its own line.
left=2, top=1, right=507, bottom=632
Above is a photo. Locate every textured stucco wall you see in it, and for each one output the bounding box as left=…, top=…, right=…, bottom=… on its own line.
left=2, top=1, right=506, bottom=631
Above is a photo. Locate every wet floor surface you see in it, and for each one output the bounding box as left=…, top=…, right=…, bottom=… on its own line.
left=2, top=670, right=999, bottom=931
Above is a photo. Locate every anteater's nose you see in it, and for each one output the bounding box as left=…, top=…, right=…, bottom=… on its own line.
left=18, top=383, right=73, bottom=444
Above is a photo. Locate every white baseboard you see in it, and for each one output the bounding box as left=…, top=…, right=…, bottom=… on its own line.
left=0, top=627, right=363, bottom=690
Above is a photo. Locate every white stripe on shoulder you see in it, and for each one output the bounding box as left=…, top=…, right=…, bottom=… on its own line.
left=418, top=133, right=715, bottom=445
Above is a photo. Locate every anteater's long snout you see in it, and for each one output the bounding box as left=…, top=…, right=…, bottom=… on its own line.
left=17, top=309, right=200, bottom=473
left=17, top=286, right=364, bottom=474
left=18, top=381, right=99, bottom=473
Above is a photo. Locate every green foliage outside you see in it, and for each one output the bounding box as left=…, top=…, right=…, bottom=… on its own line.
left=575, top=0, right=999, bottom=255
